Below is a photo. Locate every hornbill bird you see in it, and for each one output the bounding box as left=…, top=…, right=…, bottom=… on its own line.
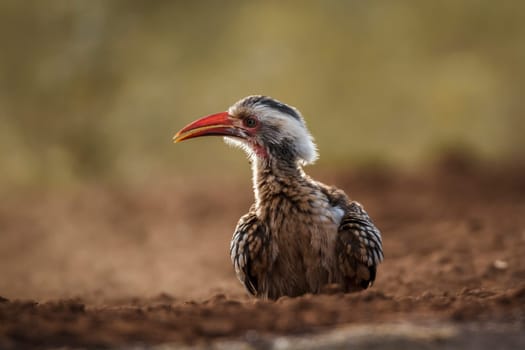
left=173, top=95, right=383, bottom=300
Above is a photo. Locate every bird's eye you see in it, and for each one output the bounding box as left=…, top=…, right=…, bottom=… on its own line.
left=244, top=117, right=258, bottom=128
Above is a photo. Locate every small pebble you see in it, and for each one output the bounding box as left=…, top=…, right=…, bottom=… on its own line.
left=493, top=260, right=508, bottom=270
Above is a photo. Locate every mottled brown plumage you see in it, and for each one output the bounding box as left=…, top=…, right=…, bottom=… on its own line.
left=174, top=95, right=383, bottom=299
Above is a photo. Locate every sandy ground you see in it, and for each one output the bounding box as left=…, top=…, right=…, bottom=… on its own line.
left=0, top=157, right=524, bottom=349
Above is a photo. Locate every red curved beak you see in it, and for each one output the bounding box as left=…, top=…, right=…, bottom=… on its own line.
left=173, top=112, right=237, bottom=143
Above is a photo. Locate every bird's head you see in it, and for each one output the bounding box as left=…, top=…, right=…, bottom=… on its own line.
left=173, top=96, right=318, bottom=165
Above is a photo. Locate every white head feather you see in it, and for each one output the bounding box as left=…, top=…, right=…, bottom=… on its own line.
left=225, top=96, right=319, bottom=166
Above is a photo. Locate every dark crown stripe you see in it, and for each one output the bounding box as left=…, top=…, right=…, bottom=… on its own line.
left=243, top=96, right=302, bottom=121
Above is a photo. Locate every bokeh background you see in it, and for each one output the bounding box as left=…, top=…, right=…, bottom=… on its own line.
left=1, top=0, right=524, bottom=187
left=1, top=1, right=524, bottom=302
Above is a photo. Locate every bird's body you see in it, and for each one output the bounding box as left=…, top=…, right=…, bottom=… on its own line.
left=174, top=95, right=383, bottom=299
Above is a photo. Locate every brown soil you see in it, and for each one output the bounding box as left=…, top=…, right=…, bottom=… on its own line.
left=0, top=157, right=524, bottom=349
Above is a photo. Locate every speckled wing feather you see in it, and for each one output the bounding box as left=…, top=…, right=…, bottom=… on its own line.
left=230, top=210, right=269, bottom=297
left=336, top=201, right=384, bottom=290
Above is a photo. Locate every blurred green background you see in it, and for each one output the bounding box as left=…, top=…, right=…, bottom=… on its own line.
left=1, top=0, right=524, bottom=187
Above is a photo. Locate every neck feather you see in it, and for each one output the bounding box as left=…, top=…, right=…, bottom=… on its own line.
left=251, top=156, right=305, bottom=209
